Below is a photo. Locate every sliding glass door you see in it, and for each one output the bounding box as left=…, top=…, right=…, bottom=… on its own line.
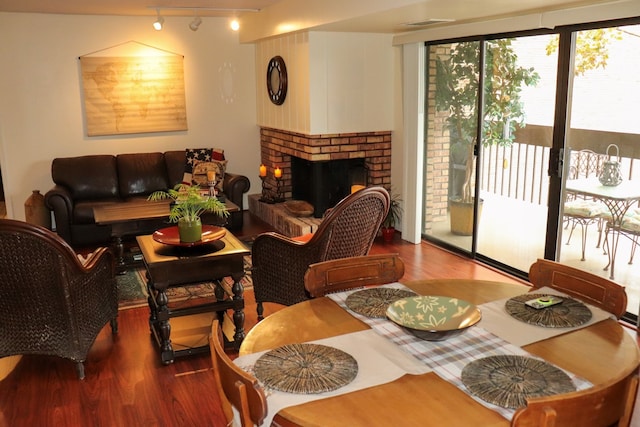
left=423, top=34, right=558, bottom=273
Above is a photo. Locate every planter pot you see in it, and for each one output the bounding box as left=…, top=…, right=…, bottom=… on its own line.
left=449, top=198, right=483, bottom=236
left=178, top=218, right=202, bottom=243
left=381, top=227, right=395, bottom=243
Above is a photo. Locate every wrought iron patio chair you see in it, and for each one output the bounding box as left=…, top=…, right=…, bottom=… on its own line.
left=0, top=218, right=118, bottom=379
left=563, top=149, right=609, bottom=260
left=252, top=186, right=390, bottom=320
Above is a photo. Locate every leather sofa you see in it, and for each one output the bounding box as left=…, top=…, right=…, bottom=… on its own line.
left=45, top=151, right=250, bottom=248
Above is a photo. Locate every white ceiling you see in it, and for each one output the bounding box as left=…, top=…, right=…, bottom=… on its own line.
left=0, top=0, right=625, bottom=34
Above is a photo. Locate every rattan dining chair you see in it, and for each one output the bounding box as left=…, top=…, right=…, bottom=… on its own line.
left=528, top=258, right=627, bottom=319
left=209, top=319, right=268, bottom=427
left=511, top=372, right=638, bottom=427
left=563, top=149, right=609, bottom=261
left=0, top=218, right=118, bottom=379
left=304, top=253, right=405, bottom=297
left=252, top=186, right=390, bottom=320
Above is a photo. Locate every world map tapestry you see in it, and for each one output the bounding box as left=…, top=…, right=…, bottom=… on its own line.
left=80, top=55, right=187, bottom=136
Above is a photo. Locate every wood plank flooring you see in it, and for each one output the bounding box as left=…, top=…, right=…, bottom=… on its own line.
left=0, top=213, right=619, bottom=427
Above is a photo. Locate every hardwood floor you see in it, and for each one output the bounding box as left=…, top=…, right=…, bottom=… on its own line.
left=0, top=213, right=597, bottom=427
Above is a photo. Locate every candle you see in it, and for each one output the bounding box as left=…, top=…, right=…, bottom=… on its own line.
left=259, top=164, right=267, bottom=177
left=274, top=167, right=282, bottom=178
left=207, top=170, right=216, bottom=181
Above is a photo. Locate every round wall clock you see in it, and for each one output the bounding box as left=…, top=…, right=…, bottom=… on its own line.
left=266, top=55, right=287, bottom=105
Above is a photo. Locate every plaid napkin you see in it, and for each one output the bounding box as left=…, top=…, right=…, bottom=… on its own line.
left=328, top=284, right=592, bottom=420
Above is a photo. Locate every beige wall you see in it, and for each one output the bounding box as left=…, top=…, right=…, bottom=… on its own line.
left=0, top=12, right=260, bottom=221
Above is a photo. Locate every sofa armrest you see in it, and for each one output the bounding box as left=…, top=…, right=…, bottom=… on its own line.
left=222, top=172, right=250, bottom=229
left=45, top=185, right=74, bottom=244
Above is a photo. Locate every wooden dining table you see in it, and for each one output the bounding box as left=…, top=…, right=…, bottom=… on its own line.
left=239, top=279, right=640, bottom=426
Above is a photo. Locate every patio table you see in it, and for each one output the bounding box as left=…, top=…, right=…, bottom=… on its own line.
left=565, top=178, right=640, bottom=279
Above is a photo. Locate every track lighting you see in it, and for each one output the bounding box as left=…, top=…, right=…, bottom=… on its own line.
left=153, top=9, right=164, bottom=31
left=189, top=16, right=202, bottom=31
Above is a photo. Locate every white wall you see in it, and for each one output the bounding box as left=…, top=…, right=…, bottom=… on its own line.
left=0, top=12, right=260, bottom=221
left=255, top=31, right=394, bottom=135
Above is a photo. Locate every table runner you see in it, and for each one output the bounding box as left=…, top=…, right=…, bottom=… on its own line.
left=478, top=286, right=615, bottom=346
left=328, top=283, right=592, bottom=419
left=234, top=329, right=431, bottom=427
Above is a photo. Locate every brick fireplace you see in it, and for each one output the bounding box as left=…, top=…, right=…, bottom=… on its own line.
left=258, top=127, right=392, bottom=212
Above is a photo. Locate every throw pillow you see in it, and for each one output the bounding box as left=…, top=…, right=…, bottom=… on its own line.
left=182, top=148, right=225, bottom=186
left=192, top=159, right=228, bottom=192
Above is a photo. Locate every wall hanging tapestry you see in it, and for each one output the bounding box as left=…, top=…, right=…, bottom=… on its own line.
left=79, top=41, right=187, bottom=136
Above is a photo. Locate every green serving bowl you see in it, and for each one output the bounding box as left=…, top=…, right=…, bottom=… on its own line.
left=386, top=295, right=482, bottom=341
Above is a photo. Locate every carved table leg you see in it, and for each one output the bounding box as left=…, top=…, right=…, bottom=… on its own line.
left=231, top=271, right=246, bottom=344
left=156, top=289, right=174, bottom=364
left=114, top=235, right=127, bottom=275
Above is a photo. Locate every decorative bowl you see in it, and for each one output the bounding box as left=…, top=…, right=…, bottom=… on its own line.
left=386, top=295, right=482, bottom=341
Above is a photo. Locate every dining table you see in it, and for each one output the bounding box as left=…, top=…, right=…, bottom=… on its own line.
left=565, top=178, right=640, bottom=280
left=238, top=279, right=640, bottom=427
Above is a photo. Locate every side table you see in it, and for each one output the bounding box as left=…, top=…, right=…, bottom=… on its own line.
left=136, top=229, right=250, bottom=364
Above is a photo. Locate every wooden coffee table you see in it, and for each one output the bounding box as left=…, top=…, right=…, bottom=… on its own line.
left=94, top=199, right=239, bottom=272
left=136, top=229, right=249, bottom=364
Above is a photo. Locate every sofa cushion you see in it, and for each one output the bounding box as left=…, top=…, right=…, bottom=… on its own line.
left=164, top=150, right=187, bottom=188
left=117, top=153, right=169, bottom=198
left=52, top=155, right=118, bottom=200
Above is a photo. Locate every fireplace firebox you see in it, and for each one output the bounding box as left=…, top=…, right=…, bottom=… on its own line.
left=291, top=156, right=367, bottom=218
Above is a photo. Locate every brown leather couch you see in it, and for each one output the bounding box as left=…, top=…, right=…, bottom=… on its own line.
left=45, top=151, right=250, bottom=248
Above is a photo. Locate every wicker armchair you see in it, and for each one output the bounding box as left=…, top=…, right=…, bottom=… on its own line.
left=0, top=219, right=118, bottom=379
left=252, top=186, right=390, bottom=320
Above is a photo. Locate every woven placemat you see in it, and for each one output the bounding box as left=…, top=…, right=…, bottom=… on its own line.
left=254, top=343, right=358, bottom=394
left=461, top=355, right=576, bottom=409
left=345, top=288, right=417, bottom=318
left=505, top=293, right=592, bottom=328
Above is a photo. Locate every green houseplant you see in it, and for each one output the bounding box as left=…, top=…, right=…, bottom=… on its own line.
left=148, top=184, right=229, bottom=243
left=434, top=39, right=539, bottom=235
left=381, top=192, right=402, bottom=243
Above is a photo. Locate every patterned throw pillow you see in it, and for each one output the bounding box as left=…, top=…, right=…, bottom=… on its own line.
left=182, top=148, right=225, bottom=187
left=192, top=159, right=228, bottom=192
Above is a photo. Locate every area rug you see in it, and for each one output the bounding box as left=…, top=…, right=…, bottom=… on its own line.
left=116, top=255, right=253, bottom=310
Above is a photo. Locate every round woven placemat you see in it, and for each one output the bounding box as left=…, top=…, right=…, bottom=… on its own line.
left=461, top=355, right=576, bottom=409
left=254, top=343, right=358, bottom=394
left=505, top=293, right=592, bottom=328
left=345, top=288, right=417, bottom=318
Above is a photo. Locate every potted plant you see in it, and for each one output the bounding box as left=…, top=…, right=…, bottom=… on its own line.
left=381, top=192, right=402, bottom=243
left=148, top=184, right=229, bottom=243
left=434, top=39, right=539, bottom=235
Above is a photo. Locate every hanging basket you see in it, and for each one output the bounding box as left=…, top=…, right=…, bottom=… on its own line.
left=599, top=144, right=623, bottom=186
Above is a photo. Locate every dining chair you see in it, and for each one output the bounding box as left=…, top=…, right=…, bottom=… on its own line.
left=563, top=149, right=609, bottom=261
left=304, top=253, right=405, bottom=297
left=0, top=218, right=118, bottom=379
left=528, top=258, right=627, bottom=318
left=209, top=319, right=268, bottom=427
left=251, top=186, right=390, bottom=320
left=510, top=372, right=638, bottom=427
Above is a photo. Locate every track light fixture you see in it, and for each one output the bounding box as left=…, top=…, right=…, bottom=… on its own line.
left=153, top=9, right=164, bottom=31
left=147, top=6, right=258, bottom=32
left=189, top=15, right=202, bottom=31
